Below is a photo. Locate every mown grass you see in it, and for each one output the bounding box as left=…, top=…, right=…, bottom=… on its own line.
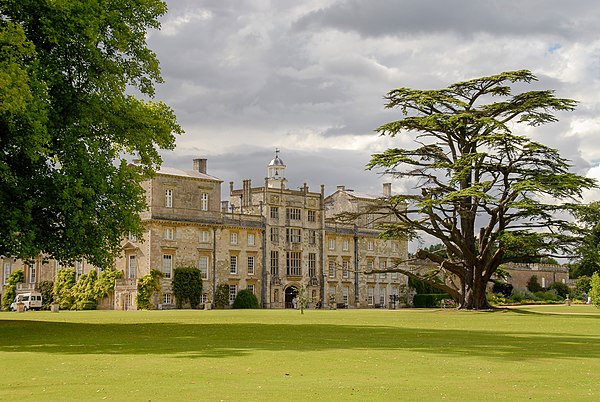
left=1, top=306, right=599, bottom=401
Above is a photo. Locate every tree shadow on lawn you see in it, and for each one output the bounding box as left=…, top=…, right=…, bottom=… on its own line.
left=1, top=319, right=599, bottom=361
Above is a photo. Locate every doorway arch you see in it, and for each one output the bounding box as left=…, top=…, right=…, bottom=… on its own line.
left=284, top=285, right=298, bottom=309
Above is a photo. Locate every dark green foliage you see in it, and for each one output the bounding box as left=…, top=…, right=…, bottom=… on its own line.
left=232, top=289, right=259, bottom=309
left=571, top=202, right=600, bottom=277
left=413, top=294, right=451, bottom=308
left=214, top=284, right=230, bottom=309
left=0, top=1, right=181, bottom=266
left=527, top=276, right=543, bottom=293
left=549, top=282, right=570, bottom=298
left=95, top=268, right=123, bottom=299
left=1, top=269, right=24, bottom=310
left=492, top=282, right=514, bottom=297
left=136, top=269, right=163, bottom=310
left=172, top=267, right=202, bottom=309
left=408, top=277, right=445, bottom=294
left=38, top=280, right=54, bottom=309
left=368, top=70, right=596, bottom=309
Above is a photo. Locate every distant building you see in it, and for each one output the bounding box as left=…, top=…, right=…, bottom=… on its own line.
left=501, top=262, right=569, bottom=290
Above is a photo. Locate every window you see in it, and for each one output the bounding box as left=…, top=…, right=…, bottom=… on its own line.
left=164, top=227, right=174, bottom=240
left=368, top=287, right=374, bottom=305
left=229, top=285, right=237, bottom=304
left=343, top=287, right=349, bottom=306
left=367, top=240, right=374, bottom=251
left=230, top=232, right=238, bottom=245
left=247, top=233, right=255, bottom=246
left=75, top=261, right=83, bottom=279
left=342, top=239, right=349, bottom=251
left=270, top=251, right=279, bottom=276
left=163, top=293, right=172, bottom=304
left=391, top=271, right=398, bottom=280
left=309, top=230, right=316, bottom=245
left=201, top=193, right=209, bottom=211
left=200, top=230, right=210, bottom=243
left=270, top=207, right=279, bottom=219
left=128, top=232, right=137, bottom=242
left=328, top=239, right=335, bottom=250
left=270, top=227, right=279, bottom=243
left=342, top=260, right=349, bottom=278
left=286, top=252, right=301, bottom=276
left=329, top=287, right=336, bottom=303
left=392, top=242, right=398, bottom=252
left=328, top=260, right=335, bottom=277
left=198, top=256, right=209, bottom=279
left=367, top=260, right=374, bottom=279
left=230, top=255, right=238, bottom=274
left=379, top=260, right=387, bottom=278
left=162, top=255, right=173, bottom=279
left=286, top=208, right=301, bottom=221
left=201, top=293, right=208, bottom=304
left=128, top=256, right=137, bottom=279
left=541, top=277, right=546, bottom=288
left=165, top=189, right=173, bottom=208
left=3, top=262, right=10, bottom=285
left=380, top=287, right=386, bottom=305
left=307, top=210, right=316, bottom=222
left=286, top=228, right=301, bottom=243
left=308, top=253, right=316, bottom=277
left=247, top=256, right=255, bottom=275
left=29, top=265, right=36, bottom=284
left=366, top=213, right=374, bottom=228
left=247, top=284, right=254, bottom=295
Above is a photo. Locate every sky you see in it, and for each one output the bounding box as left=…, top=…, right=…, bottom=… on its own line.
left=146, top=0, right=600, bottom=202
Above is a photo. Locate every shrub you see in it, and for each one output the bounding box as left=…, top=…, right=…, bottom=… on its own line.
left=95, top=268, right=123, bottom=300
left=214, top=284, right=230, bottom=309
left=136, top=269, right=163, bottom=310
left=53, top=269, right=76, bottom=309
left=172, top=267, right=203, bottom=309
left=71, top=270, right=99, bottom=310
left=574, top=276, right=592, bottom=296
left=413, top=293, right=450, bottom=308
left=232, top=289, right=259, bottom=309
left=492, top=282, right=513, bottom=297
left=590, top=272, right=600, bottom=308
left=38, top=281, right=54, bottom=309
left=1, top=270, right=24, bottom=311
left=549, top=282, right=570, bottom=299
left=508, top=288, right=536, bottom=303
left=527, top=275, right=543, bottom=293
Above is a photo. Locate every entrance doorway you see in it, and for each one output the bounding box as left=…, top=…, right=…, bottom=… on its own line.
left=284, top=286, right=298, bottom=309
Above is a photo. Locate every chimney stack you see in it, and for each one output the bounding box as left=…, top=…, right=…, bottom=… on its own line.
left=193, top=158, right=207, bottom=174
left=337, top=185, right=345, bottom=191
left=383, top=183, right=392, bottom=197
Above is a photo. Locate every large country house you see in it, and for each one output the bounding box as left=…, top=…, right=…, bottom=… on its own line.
left=1, top=152, right=410, bottom=309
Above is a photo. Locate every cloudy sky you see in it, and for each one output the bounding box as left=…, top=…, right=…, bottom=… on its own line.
left=147, top=0, right=600, bottom=201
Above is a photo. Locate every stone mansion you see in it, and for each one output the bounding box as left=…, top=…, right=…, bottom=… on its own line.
left=2, top=152, right=409, bottom=309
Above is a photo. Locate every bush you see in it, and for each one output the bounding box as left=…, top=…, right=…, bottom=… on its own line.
left=214, top=284, right=230, bottom=309
left=508, top=288, right=536, bottom=303
left=71, top=270, right=99, bottom=310
left=527, top=275, right=543, bottom=293
left=574, top=276, right=592, bottom=296
left=38, top=281, right=54, bottom=309
left=492, top=282, right=513, bottom=297
left=1, top=270, right=24, bottom=311
left=232, top=289, right=259, bottom=309
left=172, top=267, right=203, bottom=309
left=137, top=269, right=163, bottom=310
left=54, top=269, right=76, bottom=309
left=590, top=272, right=600, bottom=308
left=549, top=282, right=570, bottom=299
left=535, top=290, right=560, bottom=302
left=413, top=293, right=450, bottom=308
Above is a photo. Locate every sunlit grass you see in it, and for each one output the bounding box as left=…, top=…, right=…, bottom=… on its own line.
left=1, top=306, right=599, bottom=401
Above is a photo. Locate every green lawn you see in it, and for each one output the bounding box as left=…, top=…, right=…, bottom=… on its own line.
left=1, top=306, right=599, bottom=401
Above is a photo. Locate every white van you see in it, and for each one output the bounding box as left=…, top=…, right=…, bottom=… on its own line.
left=10, top=292, right=43, bottom=311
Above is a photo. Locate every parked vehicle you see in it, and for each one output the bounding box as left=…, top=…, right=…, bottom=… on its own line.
left=10, top=292, right=43, bottom=311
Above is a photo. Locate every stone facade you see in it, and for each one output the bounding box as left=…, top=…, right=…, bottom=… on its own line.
left=502, top=262, right=569, bottom=290
left=1, top=153, right=409, bottom=310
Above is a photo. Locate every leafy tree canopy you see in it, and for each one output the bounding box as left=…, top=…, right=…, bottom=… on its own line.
left=0, top=0, right=182, bottom=267
left=369, top=70, right=596, bottom=309
left=570, top=201, right=600, bottom=277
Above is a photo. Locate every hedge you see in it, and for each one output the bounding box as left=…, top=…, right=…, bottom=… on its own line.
left=413, top=293, right=451, bottom=308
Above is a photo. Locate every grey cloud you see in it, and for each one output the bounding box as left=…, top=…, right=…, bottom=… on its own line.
left=295, top=0, right=600, bottom=39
